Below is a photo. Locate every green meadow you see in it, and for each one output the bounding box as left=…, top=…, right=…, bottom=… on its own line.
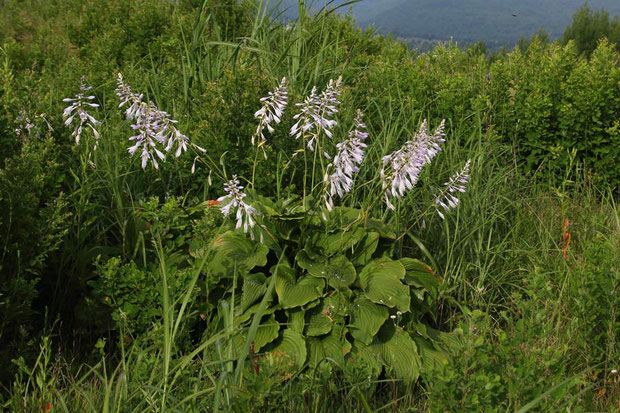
left=0, top=1, right=618, bottom=411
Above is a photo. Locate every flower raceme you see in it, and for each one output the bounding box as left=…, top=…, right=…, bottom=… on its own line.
left=61, top=74, right=470, bottom=238
left=62, top=77, right=101, bottom=146
left=14, top=110, right=40, bottom=138
left=380, top=120, right=446, bottom=210
left=115, top=74, right=144, bottom=121
left=290, top=76, right=343, bottom=152
left=315, top=76, right=343, bottom=139
left=115, top=73, right=204, bottom=169
left=253, top=77, right=288, bottom=151
left=217, top=175, right=260, bottom=240
left=434, top=159, right=471, bottom=219
left=290, top=86, right=319, bottom=147
left=322, top=109, right=368, bottom=211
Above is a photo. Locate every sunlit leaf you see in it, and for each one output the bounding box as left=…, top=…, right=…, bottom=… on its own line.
left=359, top=258, right=410, bottom=312
left=349, top=297, right=389, bottom=345
left=268, top=329, right=307, bottom=369
left=207, top=231, right=269, bottom=278
left=273, top=263, right=324, bottom=309
left=400, top=258, right=440, bottom=297
left=307, top=325, right=349, bottom=367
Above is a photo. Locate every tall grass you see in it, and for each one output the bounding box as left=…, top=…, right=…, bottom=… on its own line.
left=1, top=0, right=619, bottom=411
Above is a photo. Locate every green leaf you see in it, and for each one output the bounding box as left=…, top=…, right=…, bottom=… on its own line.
left=311, top=227, right=366, bottom=256
left=307, top=326, right=349, bottom=367
left=250, top=315, right=280, bottom=351
left=326, top=255, right=356, bottom=288
left=400, top=258, right=440, bottom=297
left=296, top=247, right=328, bottom=278
left=241, top=273, right=268, bottom=312
left=350, top=232, right=380, bottom=266
left=414, top=337, right=449, bottom=374
left=350, top=341, right=383, bottom=378
left=268, top=329, right=307, bottom=369
left=349, top=297, right=390, bottom=345
left=272, top=216, right=303, bottom=241
left=305, top=299, right=334, bottom=337
left=273, top=263, right=324, bottom=309
left=207, top=231, right=269, bottom=278
left=373, top=322, right=421, bottom=383
left=365, top=219, right=396, bottom=239
left=236, top=300, right=279, bottom=324
left=233, top=314, right=280, bottom=353
left=297, top=251, right=356, bottom=288
left=359, top=258, right=410, bottom=312
left=286, top=308, right=305, bottom=333
left=323, top=207, right=362, bottom=231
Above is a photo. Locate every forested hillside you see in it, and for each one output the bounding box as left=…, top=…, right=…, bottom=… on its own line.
left=280, top=0, right=620, bottom=49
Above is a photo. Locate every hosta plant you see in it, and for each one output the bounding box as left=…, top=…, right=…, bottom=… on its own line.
left=207, top=198, right=449, bottom=383
left=202, top=77, right=469, bottom=384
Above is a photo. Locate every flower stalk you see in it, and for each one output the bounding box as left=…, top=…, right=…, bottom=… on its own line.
left=62, top=76, right=100, bottom=148
left=380, top=120, right=446, bottom=210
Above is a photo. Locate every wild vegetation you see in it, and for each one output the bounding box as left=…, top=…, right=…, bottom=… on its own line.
left=281, top=0, right=620, bottom=52
left=0, top=0, right=618, bottom=411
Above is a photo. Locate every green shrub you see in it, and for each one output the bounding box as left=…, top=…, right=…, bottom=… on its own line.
left=424, top=306, right=576, bottom=412
left=207, top=201, right=446, bottom=384
left=568, top=232, right=620, bottom=405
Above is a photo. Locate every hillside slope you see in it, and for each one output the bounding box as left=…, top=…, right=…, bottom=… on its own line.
left=278, top=0, right=620, bottom=47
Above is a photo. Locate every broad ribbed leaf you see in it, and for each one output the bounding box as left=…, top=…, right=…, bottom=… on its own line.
left=373, top=322, right=421, bottom=383
left=414, top=337, right=449, bottom=374
left=269, top=329, right=307, bottom=369
left=351, top=232, right=380, bottom=266
left=232, top=314, right=280, bottom=354
left=296, top=247, right=328, bottom=278
left=311, top=227, right=366, bottom=255
left=400, top=258, right=439, bottom=297
left=286, top=308, right=305, bottom=332
left=307, top=326, right=349, bottom=367
left=241, top=273, right=267, bottom=312
left=272, top=214, right=304, bottom=240
left=365, top=219, right=396, bottom=239
left=236, top=300, right=279, bottom=324
left=208, top=231, right=269, bottom=277
left=359, top=258, right=410, bottom=312
left=350, top=342, right=383, bottom=378
left=326, top=255, right=356, bottom=288
left=349, top=297, right=389, bottom=345
left=250, top=315, right=280, bottom=351
left=323, top=207, right=361, bottom=231
left=305, top=299, right=334, bottom=336
left=297, top=251, right=356, bottom=288
left=273, top=264, right=324, bottom=309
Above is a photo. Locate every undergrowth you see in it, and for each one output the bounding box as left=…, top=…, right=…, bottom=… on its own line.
left=0, top=0, right=618, bottom=411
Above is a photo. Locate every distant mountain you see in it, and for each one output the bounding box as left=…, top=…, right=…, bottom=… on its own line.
left=277, top=0, right=620, bottom=49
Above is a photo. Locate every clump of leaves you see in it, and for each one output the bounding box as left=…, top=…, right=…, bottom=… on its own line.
left=207, top=197, right=448, bottom=384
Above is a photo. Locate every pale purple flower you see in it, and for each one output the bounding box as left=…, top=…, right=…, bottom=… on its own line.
left=290, top=76, right=343, bottom=151
left=127, top=108, right=167, bottom=170
left=380, top=120, right=446, bottom=210
left=290, top=86, right=319, bottom=144
left=115, top=73, right=144, bottom=121
left=253, top=77, right=288, bottom=152
left=62, top=76, right=100, bottom=145
left=116, top=73, right=205, bottom=169
left=217, top=175, right=260, bottom=240
left=314, top=76, right=342, bottom=138
left=322, top=110, right=368, bottom=211
left=435, top=159, right=471, bottom=219
left=14, top=110, right=39, bottom=138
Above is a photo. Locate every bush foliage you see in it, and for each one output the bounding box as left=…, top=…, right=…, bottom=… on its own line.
left=0, top=0, right=618, bottom=411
